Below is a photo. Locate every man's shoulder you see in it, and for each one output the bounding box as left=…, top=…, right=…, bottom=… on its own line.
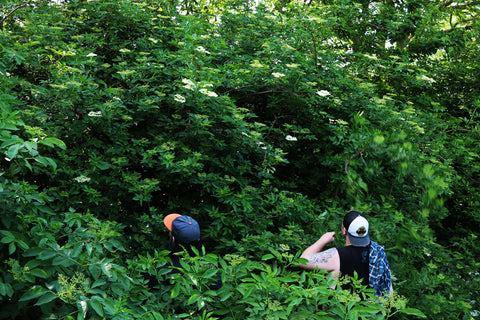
left=306, top=247, right=340, bottom=272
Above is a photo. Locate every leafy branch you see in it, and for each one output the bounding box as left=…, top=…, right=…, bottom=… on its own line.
left=0, top=0, right=33, bottom=31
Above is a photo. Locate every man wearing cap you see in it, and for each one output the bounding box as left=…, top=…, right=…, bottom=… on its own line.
left=299, top=210, right=392, bottom=296
left=163, top=213, right=202, bottom=254
left=143, top=213, right=222, bottom=290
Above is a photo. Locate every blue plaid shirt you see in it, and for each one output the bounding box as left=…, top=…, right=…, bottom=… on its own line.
left=369, top=241, right=392, bottom=296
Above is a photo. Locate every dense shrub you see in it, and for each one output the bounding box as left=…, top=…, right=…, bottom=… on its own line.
left=1, top=0, right=479, bottom=319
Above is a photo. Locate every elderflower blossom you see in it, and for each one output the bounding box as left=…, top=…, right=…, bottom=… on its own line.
left=182, top=78, right=196, bottom=90
left=316, top=90, right=331, bottom=97
left=86, top=52, right=97, bottom=57
left=199, top=88, right=218, bottom=97
left=174, top=94, right=186, bottom=103
left=195, top=46, right=211, bottom=54
left=285, top=135, right=297, bottom=141
left=88, top=111, right=102, bottom=117
left=286, top=63, right=300, bottom=68
left=74, top=175, right=91, bottom=183
left=272, top=72, right=285, bottom=78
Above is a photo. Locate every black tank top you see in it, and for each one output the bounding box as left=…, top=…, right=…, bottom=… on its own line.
left=336, top=245, right=370, bottom=289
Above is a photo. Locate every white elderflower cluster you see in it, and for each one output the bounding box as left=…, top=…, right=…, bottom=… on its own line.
left=199, top=88, right=218, bottom=97
left=195, top=46, right=211, bottom=54
left=74, top=175, right=91, bottom=183
left=316, top=90, right=331, bottom=97
left=285, top=135, right=297, bottom=141
left=174, top=94, right=186, bottom=103
left=88, top=111, right=102, bottom=117
left=182, top=78, right=196, bottom=90
left=180, top=78, right=219, bottom=98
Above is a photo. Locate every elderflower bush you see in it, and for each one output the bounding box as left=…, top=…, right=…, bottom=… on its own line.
left=181, top=78, right=219, bottom=97
left=1, top=0, right=477, bottom=318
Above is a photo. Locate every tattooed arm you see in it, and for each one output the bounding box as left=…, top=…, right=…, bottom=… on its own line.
left=299, top=232, right=340, bottom=273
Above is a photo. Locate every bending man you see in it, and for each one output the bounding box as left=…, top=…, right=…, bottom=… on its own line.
left=299, top=210, right=392, bottom=296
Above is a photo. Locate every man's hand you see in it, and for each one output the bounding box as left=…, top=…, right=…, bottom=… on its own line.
left=319, top=231, right=335, bottom=244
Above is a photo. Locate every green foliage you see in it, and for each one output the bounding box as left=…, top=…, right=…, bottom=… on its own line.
left=1, top=0, right=479, bottom=319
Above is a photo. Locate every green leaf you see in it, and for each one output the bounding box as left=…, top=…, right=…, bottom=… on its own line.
left=219, top=258, right=228, bottom=270
left=0, top=283, right=13, bottom=297
left=24, top=141, right=38, bottom=156
left=23, top=158, right=33, bottom=171
left=0, top=136, right=23, bottom=148
left=220, top=291, right=233, bottom=301
left=0, top=230, right=15, bottom=243
left=19, top=286, right=47, bottom=301
left=261, top=254, right=275, bottom=260
left=268, top=248, right=283, bottom=260
left=88, top=288, right=104, bottom=295
left=25, top=259, right=41, bottom=269
left=16, top=240, right=29, bottom=250
left=91, top=279, right=106, bottom=289
left=398, top=308, right=427, bottom=318
left=34, top=156, right=57, bottom=170
left=89, top=264, right=101, bottom=280
left=44, top=157, right=58, bottom=170
left=34, top=292, right=57, bottom=306
left=202, top=268, right=218, bottom=279
left=103, top=299, right=116, bottom=316
left=72, top=242, right=84, bottom=258
left=6, top=143, right=23, bottom=159
left=52, top=256, right=74, bottom=267
left=85, top=242, right=93, bottom=256
left=29, top=268, right=48, bottom=279
left=353, top=305, right=382, bottom=314
left=37, top=250, right=57, bottom=260
left=90, top=296, right=104, bottom=316
left=39, top=137, right=67, bottom=150
left=187, top=293, right=201, bottom=305
left=171, top=283, right=180, bottom=299
left=9, top=242, right=16, bottom=255
left=151, top=311, right=164, bottom=320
